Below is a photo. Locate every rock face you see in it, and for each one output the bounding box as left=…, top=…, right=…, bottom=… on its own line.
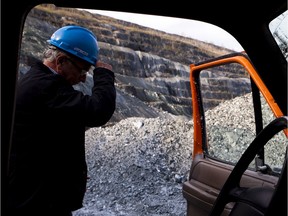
left=20, top=4, right=251, bottom=123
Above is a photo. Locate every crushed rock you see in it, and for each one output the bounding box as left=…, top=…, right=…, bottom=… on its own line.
left=73, top=93, right=286, bottom=216
left=74, top=115, right=193, bottom=216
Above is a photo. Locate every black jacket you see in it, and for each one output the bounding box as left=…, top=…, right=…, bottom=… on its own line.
left=8, top=60, right=116, bottom=212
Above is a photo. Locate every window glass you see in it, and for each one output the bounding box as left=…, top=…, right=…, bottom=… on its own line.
left=261, top=95, right=287, bottom=174
left=266, top=9, right=287, bottom=173
left=269, top=10, right=288, bottom=61
left=20, top=4, right=286, bottom=174
left=201, top=63, right=286, bottom=172
left=200, top=63, right=254, bottom=165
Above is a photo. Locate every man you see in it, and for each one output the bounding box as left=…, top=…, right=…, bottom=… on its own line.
left=8, top=25, right=116, bottom=216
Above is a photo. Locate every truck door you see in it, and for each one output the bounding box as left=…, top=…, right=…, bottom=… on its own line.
left=182, top=52, right=287, bottom=216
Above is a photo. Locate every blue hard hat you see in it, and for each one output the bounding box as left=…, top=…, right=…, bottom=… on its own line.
left=47, top=25, right=99, bottom=65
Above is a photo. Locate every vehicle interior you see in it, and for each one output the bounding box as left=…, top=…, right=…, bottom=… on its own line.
left=2, top=0, right=287, bottom=215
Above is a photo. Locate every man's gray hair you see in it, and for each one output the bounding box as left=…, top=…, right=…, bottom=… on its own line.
left=43, top=46, right=62, bottom=62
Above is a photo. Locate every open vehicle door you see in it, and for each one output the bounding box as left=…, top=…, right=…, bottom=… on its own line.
left=182, top=52, right=287, bottom=215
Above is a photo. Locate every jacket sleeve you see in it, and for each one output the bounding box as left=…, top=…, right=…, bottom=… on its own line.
left=84, top=67, right=116, bottom=127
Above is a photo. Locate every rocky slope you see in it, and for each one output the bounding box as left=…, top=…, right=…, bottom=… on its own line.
left=20, top=4, right=250, bottom=123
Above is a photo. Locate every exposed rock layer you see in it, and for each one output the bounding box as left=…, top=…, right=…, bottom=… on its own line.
left=20, top=5, right=250, bottom=123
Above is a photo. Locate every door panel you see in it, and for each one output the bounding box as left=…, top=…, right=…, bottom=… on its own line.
left=183, top=157, right=278, bottom=216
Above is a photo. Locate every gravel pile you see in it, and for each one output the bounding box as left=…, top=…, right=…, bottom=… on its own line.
left=73, top=93, right=286, bottom=216
left=74, top=114, right=193, bottom=216
left=205, top=93, right=286, bottom=168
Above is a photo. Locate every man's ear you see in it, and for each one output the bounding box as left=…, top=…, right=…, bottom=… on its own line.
left=57, top=56, right=66, bottom=65
left=55, top=56, right=66, bottom=75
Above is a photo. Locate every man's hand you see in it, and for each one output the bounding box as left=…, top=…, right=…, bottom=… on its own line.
left=96, top=61, right=113, bottom=71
